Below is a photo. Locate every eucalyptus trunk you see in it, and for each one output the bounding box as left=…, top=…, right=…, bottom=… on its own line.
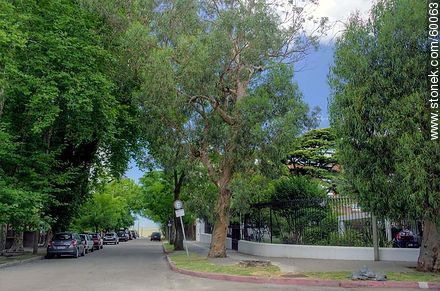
left=417, top=219, right=440, bottom=272
left=208, top=184, right=232, bottom=258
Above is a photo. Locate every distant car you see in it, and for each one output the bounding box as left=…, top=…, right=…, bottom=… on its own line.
left=150, top=232, right=161, bottom=241
left=103, top=232, right=119, bottom=245
left=46, top=232, right=86, bottom=258
left=117, top=230, right=129, bottom=242
left=80, top=234, right=94, bottom=253
left=90, top=233, right=103, bottom=250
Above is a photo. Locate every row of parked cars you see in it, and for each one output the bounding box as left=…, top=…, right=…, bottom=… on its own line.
left=103, top=230, right=138, bottom=244
left=46, top=230, right=139, bottom=258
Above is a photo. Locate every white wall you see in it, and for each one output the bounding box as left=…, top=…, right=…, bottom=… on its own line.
left=199, top=233, right=232, bottom=250
left=238, top=240, right=419, bottom=262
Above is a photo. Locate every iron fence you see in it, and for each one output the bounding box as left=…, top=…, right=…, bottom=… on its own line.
left=240, top=197, right=421, bottom=247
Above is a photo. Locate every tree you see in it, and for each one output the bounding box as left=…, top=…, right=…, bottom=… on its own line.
left=0, top=0, right=140, bottom=248
left=286, top=128, right=340, bottom=195
left=134, top=0, right=326, bottom=257
left=329, top=0, right=440, bottom=272
left=73, top=179, right=140, bottom=232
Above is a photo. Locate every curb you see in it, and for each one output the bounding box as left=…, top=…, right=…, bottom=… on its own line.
left=164, top=255, right=440, bottom=289
left=0, top=255, right=44, bottom=269
left=162, top=243, right=172, bottom=255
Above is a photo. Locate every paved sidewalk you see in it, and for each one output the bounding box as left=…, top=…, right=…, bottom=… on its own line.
left=186, top=241, right=417, bottom=274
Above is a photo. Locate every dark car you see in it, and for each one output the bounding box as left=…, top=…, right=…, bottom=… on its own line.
left=90, top=233, right=103, bottom=250
left=47, top=232, right=86, bottom=258
left=150, top=232, right=161, bottom=241
left=129, top=230, right=137, bottom=239
left=103, top=232, right=119, bottom=245
left=117, top=230, right=129, bottom=242
left=393, top=229, right=420, bottom=248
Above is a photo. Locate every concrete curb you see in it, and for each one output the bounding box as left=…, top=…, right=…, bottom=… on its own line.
left=164, top=254, right=440, bottom=289
left=0, top=255, right=44, bottom=269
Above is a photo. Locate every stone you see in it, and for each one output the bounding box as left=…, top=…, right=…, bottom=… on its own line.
left=238, top=260, right=272, bottom=268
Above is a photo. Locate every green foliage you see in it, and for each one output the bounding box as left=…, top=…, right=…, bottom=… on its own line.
left=0, top=0, right=140, bottom=233
left=272, top=176, right=326, bottom=202
left=269, top=176, right=335, bottom=244
left=329, top=0, right=438, bottom=222
left=72, top=179, right=140, bottom=232
left=139, top=171, right=174, bottom=225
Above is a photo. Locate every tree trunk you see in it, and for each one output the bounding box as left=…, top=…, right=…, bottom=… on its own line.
left=6, top=231, right=24, bottom=254
left=173, top=217, right=184, bottom=250
left=0, top=224, right=6, bottom=255
left=417, top=219, right=440, bottom=272
left=32, top=231, right=39, bottom=255
left=208, top=186, right=231, bottom=258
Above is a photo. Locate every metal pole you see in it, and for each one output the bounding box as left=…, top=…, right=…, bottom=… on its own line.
left=180, top=216, right=189, bottom=256
left=372, top=215, right=379, bottom=261
left=270, top=207, right=273, bottom=243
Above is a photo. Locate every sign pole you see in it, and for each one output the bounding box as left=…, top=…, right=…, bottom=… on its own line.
left=180, top=216, right=189, bottom=256
left=174, top=200, right=189, bottom=257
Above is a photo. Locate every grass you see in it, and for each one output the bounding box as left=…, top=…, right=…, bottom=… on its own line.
left=304, top=271, right=440, bottom=282
left=0, top=252, right=40, bottom=265
left=169, top=252, right=281, bottom=277
left=163, top=242, right=174, bottom=253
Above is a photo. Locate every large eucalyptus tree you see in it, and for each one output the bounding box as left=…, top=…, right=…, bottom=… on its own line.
left=330, top=0, right=440, bottom=272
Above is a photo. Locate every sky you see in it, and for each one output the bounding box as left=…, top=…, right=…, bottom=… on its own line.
left=126, top=0, right=374, bottom=227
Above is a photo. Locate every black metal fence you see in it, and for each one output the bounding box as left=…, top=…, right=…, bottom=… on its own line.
left=240, top=197, right=422, bottom=247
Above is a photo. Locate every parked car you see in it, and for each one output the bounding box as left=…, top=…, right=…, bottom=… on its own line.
left=117, top=230, right=129, bottom=242
left=392, top=229, right=420, bottom=248
left=103, top=232, right=119, bottom=245
left=150, top=232, right=161, bottom=241
left=80, top=234, right=94, bottom=253
left=90, top=233, right=103, bottom=250
left=129, top=230, right=137, bottom=239
left=46, top=232, right=85, bottom=258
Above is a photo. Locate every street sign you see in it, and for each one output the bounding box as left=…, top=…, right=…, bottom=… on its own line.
left=173, top=200, right=183, bottom=210
left=175, top=209, right=185, bottom=217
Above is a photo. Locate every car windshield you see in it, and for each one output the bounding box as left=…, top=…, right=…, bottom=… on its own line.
left=91, top=234, right=98, bottom=238
left=152, top=232, right=160, bottom=236
left=105, top=233, right=113, bottom=237
left=53, top=233, right=72, bottom=240
left=80, top=234, right=86, bottom=240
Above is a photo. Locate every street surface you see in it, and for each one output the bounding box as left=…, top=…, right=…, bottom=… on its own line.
left=0, top=239, right=418, bottom=291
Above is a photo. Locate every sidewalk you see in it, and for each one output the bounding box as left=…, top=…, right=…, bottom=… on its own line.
left=0, top=247, right=46, bottom=269
left=185, top=241, right=417, bottom=274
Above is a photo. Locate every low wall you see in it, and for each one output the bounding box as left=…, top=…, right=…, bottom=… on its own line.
left=198, top=233, right=232, bottom=250
left=238, top=240, right=419, bottom=262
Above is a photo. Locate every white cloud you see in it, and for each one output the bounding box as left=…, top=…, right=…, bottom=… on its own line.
left=274, top=0, right=374, bottom=43
left=311, top=0, right=374, bottom=42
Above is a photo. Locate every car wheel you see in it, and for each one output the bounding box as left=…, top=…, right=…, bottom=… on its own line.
left=81, top=248, right=86, bottom=256
left=45, top=254, right=54, bottom=259
left=73, top=248, right=79, bottom=258
left=85, top=248, right=88, bottom=254
left=91, top=247, right=94, bottom=252
left=100, top=245, right=103, bottom=249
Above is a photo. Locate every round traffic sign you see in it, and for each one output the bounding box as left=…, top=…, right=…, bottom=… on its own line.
left=173, top=200, right=183, bottom=210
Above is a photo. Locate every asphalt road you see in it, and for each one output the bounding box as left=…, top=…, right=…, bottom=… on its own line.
left=0, top=239, right=418, bottom=291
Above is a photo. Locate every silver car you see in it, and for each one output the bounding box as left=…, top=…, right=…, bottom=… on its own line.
left=80, top=234, right=94, bottom=254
